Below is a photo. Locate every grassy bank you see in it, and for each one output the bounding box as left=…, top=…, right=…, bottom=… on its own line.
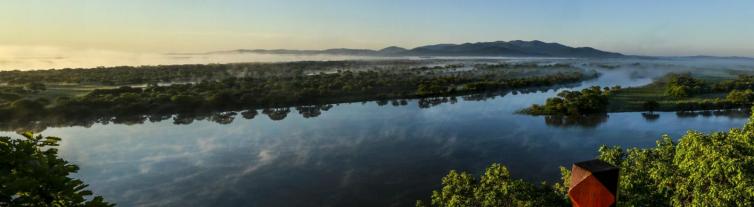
left=25, top=84, right=115, bottom=100
left=608, top=78, right=727, bottom=112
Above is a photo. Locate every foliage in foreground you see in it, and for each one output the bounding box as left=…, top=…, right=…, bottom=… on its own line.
left=415, top=164, right=569, bottom=207
left=421, top=111, right=754, bottom=206
left=0, top=133, right=113, bottom=206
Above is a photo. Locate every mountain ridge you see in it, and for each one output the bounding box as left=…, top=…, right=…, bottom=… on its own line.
left=212, top=40, right=624, bottom=58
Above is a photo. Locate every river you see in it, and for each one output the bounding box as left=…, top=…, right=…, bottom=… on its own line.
left=1, top=58, right=752, bottom=206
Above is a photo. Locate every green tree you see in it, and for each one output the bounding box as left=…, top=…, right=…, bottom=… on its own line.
left=523, top=86, right=610, bottom=116
left=420, top=164, right=568, bottom=207
left=0, top=132, right=113, bottom=206
left=726, top=89, right=754, bottom=106
left=665, top=74, right=708, bottom=98
left=425, top=110, right=754, bottom=206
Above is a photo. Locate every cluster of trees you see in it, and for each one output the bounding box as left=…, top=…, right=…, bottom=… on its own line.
left=419, top=112, right=754, bottom=206
left=0, top=87, right=587, bottom=132
left=713, top=74, right=754, bottom=92
left=415, top=163, right=569, bottom=207
left=0, top=67, right=595, bottom=123
left=662, top=73, right=754, bottom=99
left=0, top=61, right=380, bottom=85
left=726, top=89, right=754, bottom=106
left=1, top=133, right=112, bottom=206
left=629, top=74, right=754, bottom=113
left=665, top=73, right=709, bottom=98
left=641, top=89, right=754, bottom=113
left=522, top=86, right=616, bottom=116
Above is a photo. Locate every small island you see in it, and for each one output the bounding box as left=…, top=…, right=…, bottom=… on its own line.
left=523, top=73, right=754, bottom=116
left=520, top=86, right=615, bottom=116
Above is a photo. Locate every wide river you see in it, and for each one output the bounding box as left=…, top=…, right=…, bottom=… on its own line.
left=2, top=61, right=752, bottom=206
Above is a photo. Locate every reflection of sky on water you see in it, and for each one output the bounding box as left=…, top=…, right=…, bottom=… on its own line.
left=2, top=59, right=754, bottom=206
left=0, top=96, right=747, bottom=206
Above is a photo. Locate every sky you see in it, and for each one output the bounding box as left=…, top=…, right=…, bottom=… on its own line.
left=2, top=0, right=754, bottom=68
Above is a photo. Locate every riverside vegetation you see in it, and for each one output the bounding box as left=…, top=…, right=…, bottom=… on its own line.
left=0, top=133, right=113, bottom=206
left=523, top=73, right=754, bottom=116
left=418, top=108, right=754, bottom=206
left=0, top=61, right=596, bottom=131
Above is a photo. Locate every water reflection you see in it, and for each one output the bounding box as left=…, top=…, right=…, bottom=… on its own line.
left=543, top=114, right=610, bottom=128
left=3, top=61, right=754, bottom=206
left=5, top=101, right=746, bottom=207
left=675, top=109, right=750, bottom=119
left=0, top=84, right=582, bottom=133
left=641, top=113, right=661, bottom=122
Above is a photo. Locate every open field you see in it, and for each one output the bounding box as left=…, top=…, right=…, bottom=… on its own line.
left=608, top=74, right=732, bottom=112
left=26, top=84, right=115, bottom=100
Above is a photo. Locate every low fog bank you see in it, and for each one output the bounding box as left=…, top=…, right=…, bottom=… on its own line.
left=0, top=46, right=395, bottom=71
left=1, top=46, right=753, bottom=75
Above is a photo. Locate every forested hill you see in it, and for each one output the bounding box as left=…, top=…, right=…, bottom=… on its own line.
left=214, top=40, right=624, bottom=58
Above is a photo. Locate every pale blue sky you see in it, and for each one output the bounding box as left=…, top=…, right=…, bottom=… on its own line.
left=2, top=0, right=754, bottom=56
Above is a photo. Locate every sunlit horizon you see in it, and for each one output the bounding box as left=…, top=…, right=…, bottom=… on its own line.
left=3, top=0, right=754, bottom=70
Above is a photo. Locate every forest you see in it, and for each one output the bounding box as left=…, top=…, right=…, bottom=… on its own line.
left=525, top=73, right=754, bottom=116
left=417, top=109, right=754, bottom=206
left=0, top=61, right=596, bottom=130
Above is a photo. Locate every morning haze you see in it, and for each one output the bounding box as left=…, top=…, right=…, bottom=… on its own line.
left=2, top=1, right=754, bottom=70
left=3, top=1, right=754, bottom=207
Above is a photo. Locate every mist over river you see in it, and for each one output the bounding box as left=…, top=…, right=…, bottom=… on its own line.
left=2, top=57, right=754, bottom=206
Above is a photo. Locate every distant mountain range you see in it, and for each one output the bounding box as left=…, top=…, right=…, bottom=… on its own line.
left=213, top=40, right=625, bottom=58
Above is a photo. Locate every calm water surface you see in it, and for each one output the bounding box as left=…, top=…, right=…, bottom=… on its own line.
left=1, top=67, right=750, bottom=207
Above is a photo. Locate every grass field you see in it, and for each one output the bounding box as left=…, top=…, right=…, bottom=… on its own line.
left=26, top=84, right=115, bottom=100
left=608, top=75, right=727, bottom=112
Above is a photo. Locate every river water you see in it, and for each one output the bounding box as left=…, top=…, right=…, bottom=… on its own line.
left=1, top=59, right=752, bottom=206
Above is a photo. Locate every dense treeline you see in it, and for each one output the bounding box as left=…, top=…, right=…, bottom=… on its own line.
left=605, top=73, right=754, bottom=113
left=419, top=111, right=754, bottom=206
left=522, top=86, right=617, bottom=116
left=0, top=66, right=596, bottom=126
left=0, top=61, right=425, bottom=85
left=0, top=86, right=587, bottom=132
left=666, top=73, right=754, bottom=99
left=647, top=74, right=754, bottom=112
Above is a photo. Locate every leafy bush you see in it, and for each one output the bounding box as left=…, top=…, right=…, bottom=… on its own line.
left=726, top=89, right=754, bottom=105
left=416, top=164, right=568, bottom=207
left=523, top=86, right=610, bottom=115
left=0, top=133, right=113, bottom=206
left=665, top=74, right=708, bottom=98
left=422, top=110, right=754, bottom=206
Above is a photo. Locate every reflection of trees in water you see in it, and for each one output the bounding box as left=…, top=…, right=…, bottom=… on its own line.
left=262, top=108, right=291, bottom=121
left=543, top=114, right=609, bottom=128
left=241, top=110, right=258, bottom=119
left=0, top=83, right=586, bottom=132
left=391, top=99, right=409, bottom=106
left=209, top=112, right=237, bottom=125
left=295, top=105, right=333, bottom=118
left=641, top=113, right=660, bottom=122
left=675, top=109, right=750, bottom=119
left=461, top=93, right=500, bottom=102
left=418, top=97, right=455, bottom=108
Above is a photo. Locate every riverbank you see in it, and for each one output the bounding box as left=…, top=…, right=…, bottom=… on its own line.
left=607, top=78, right=728, bottom=112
